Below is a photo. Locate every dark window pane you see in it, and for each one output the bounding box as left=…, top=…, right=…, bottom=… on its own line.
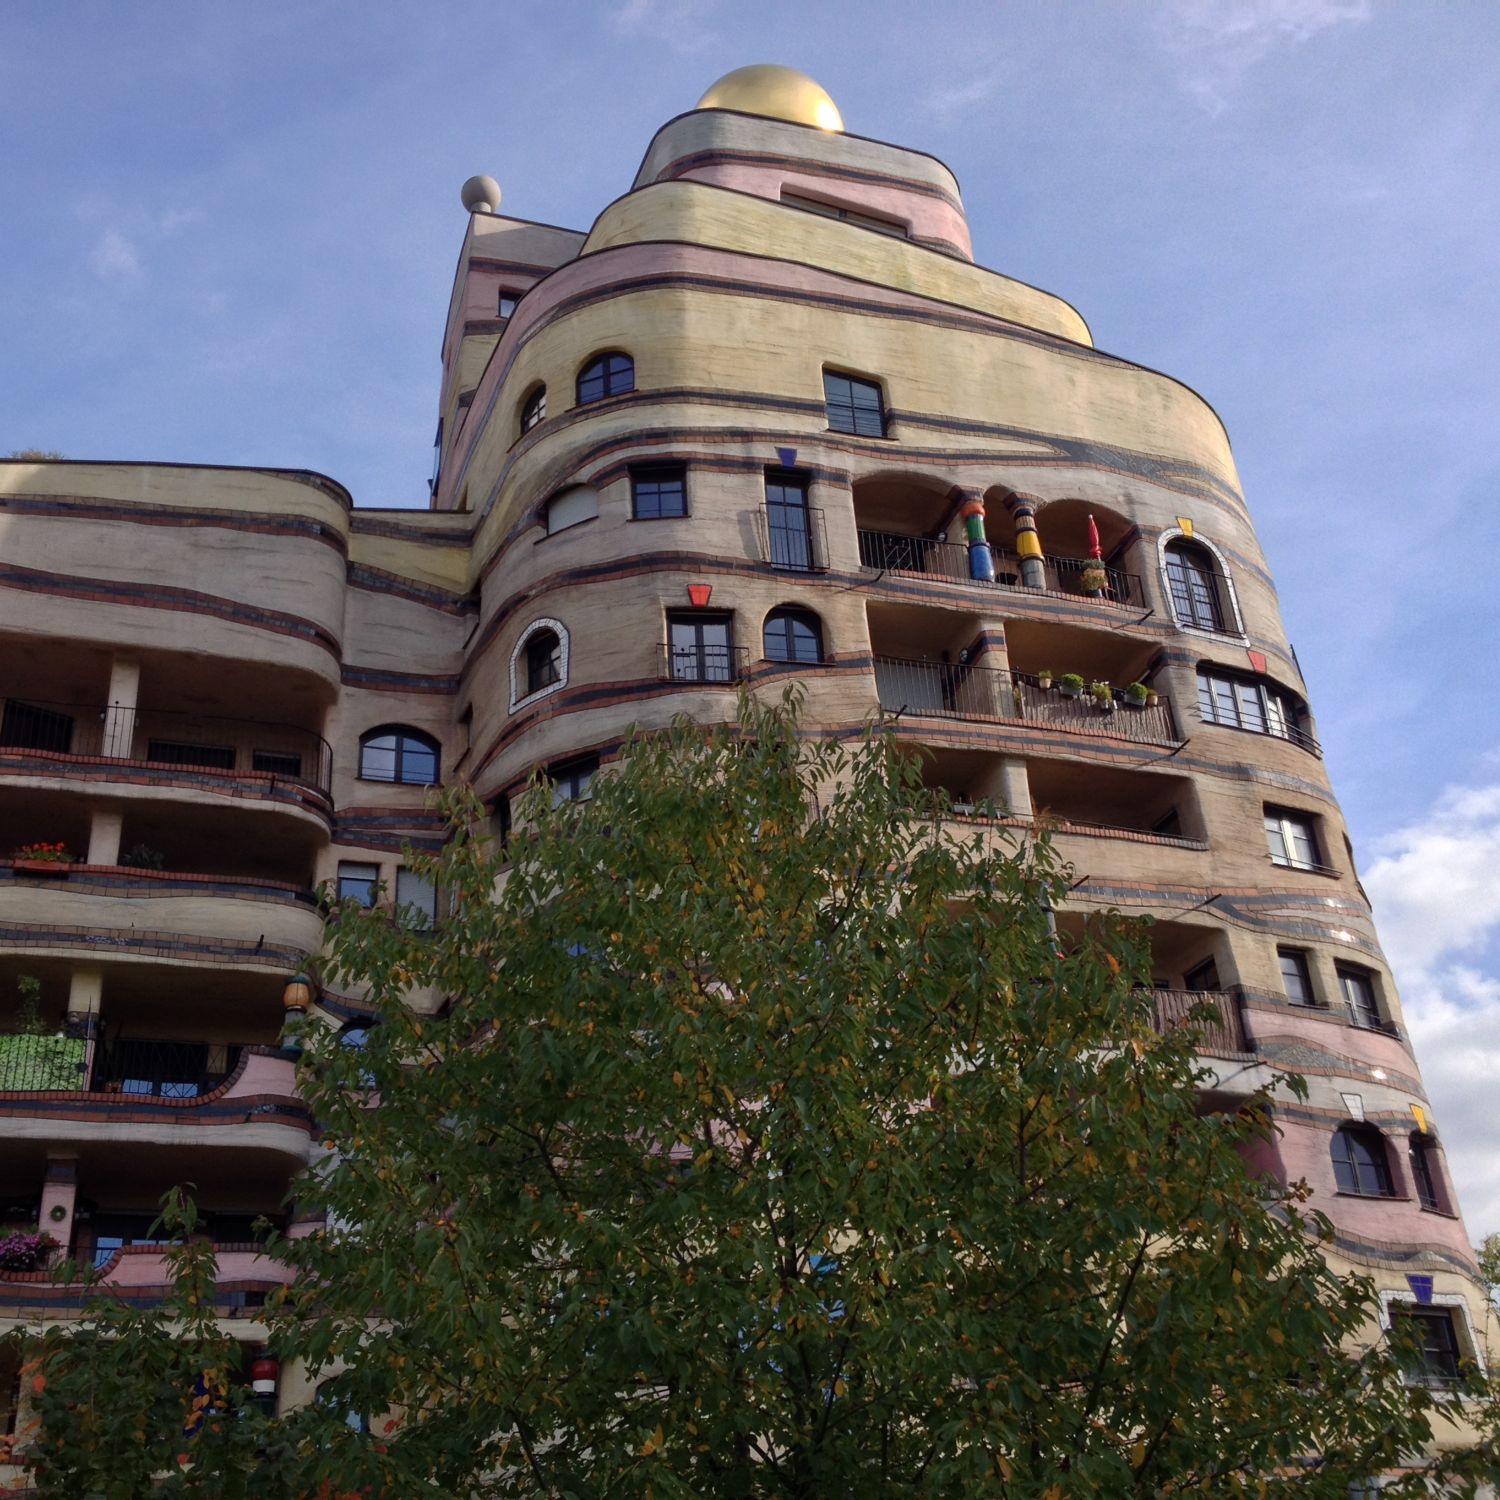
left=1339, top=968, right=1381, bottom=1028
left=823, top=371, right=885, bottom=436
left=1400, top=1308, right=1462, bottom=1383
left=1332, top=1126, right=1392, bottom=1196
left=1278, top=948, right=1314, bottom=1004
left=146, top=740, right=236, bottom=770
left=669, top=616, right=732, bottom=682
left=525, top=630, right=562, bottom=694
left=1184, top=958, right=1220, bottom=993
left=766, top=473, right=813, bottom=570
left=521, top=386, right=547, bottom=433
left=632, top=465, right=687, bottom=519
left=338, top=862, right=379, bottom=908
left=1409, top=1136, right=1443, bottom=1211
left=764, top=609, right=822, bottom=664
left=577, top=354, right=634, bottom=404
left=360, top=729, right=438, bottom=785
left=252, top=749, right=302, bottom=777
left=0, top=701, right=75, bottom=752
left=1165, top=543, right=1227, bottom=631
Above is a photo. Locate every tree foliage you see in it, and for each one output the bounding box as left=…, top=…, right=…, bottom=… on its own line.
left=11, top=693, right=1500, bottom=1495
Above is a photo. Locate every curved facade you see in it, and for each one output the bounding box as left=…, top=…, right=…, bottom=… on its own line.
left=0, top=78, right=1490, bottom=1447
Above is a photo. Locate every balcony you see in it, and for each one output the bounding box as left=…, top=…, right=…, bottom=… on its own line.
left=661, top=642, right=751, bottom=685
left=873, top=656, right=1179, bottom=748
left=858, top=529, right=1146, bottom=608
left=1151, top=988, right=1250, bottom=1058
left=0, top=696, right=332, bottom=796
left=756, top=505, right=830, bottom=573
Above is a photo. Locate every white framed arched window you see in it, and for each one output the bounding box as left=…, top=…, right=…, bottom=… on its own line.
left=510, top=617, right=570, bottom=713
left=1156, top=527, right=1245, bottom=637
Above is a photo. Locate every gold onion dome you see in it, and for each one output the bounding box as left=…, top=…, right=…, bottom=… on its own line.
left=695, top=65, right=844, bottom=132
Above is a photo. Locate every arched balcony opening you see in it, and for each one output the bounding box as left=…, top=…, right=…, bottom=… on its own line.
left=1029, top=497, right=1144, bottom=605
left=852, top=474, right=966, bottom=579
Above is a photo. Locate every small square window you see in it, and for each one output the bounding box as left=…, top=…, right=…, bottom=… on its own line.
left=823, top=370, right=886, bottom=437
left=337, top=862, right=379, bottom=908
left=252, top=749, right=302, bottom=778
left=395, top=868, right=437, bottom=929
left=1278, top=948, right=1315, bottom=1005
left=1264, top=806, right=1321, bottom=870
left=631, top=464, right=687, bottom=519
left=550, top=755, right=599, bottom=807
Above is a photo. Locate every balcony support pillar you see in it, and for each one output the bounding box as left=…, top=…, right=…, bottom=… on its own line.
left=38, top=1154, right=79, bottom=1265
left=85, top=805, right=123, bottom=866
left=997, top=756, right=1032, bottom=819
left=102, top=656, right=140, bottom=758
left=67, top=967, right=102, bottom=1085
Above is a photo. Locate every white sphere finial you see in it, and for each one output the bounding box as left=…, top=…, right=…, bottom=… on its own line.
left=461, top=175, right=502, bottom=214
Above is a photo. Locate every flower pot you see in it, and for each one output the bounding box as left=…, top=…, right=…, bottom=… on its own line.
left=12, top=859, right=73, bottom=876
left=1058, top=684, right=1082, bottom=699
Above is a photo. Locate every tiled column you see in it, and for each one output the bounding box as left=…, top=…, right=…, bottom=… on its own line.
left=997, top=756, right=1032, bottom=819
left=66, top=967, right=102, bottom=1087
left=85, top=806, right=123, bottom=866
left=38, top=1154, right=79, bottom=1263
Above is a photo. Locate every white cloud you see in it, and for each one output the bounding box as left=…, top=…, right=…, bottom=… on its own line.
left=608, top=0, right=718, bottom=50
left=1157, top=0, right=1371, bottom=115
left=88, top=227, right=142, bottom=282
left=1365, top=784, right=1500, bottom=1240
left=924, top=72, right=1001, bottom=124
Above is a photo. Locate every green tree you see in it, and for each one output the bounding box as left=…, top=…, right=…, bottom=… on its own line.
left=4, top=449, right=63, bottom=460
left=13, top=693, right=1500, bottom=1495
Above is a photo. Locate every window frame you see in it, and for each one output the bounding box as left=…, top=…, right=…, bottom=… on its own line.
left=763, top=606, right=824, bottom=665
left=667, top=611, right=737, bottom=684
left=576, top=351, right=634, bottom=406
left=1197, top=665, right=1316, bottom=753
left=519, top=384, right=547, bottom=436
left=1337, top=964, right=1388, bottom=1032
left=1164, top=539, right=1233, bottom=633
left=1263, top=805, right=1325, bottom=872
left=509, top=618, right=570, bottom=712
left=1277, top=947, right=1316, bottom=1005
left=336, top=861, right=380, bottom=909
left=1331, top=1124, right=1396, bottom=1198
left=822, top=369, right=887, bottom=437
left=549, top=754, right=599, bottom=807
left=524, top=628, right=563, bottom=697
left=764, top=468, right=819, bottom=572
left=497, top=291, right=519, bottom=319
left=630, top=462, right=688, bottom=520
left=395, top=867, right=438, bottom=930
left=1408, top=1133, right=1446, bottom=1213
left=357, top=726, right=440, bottom=786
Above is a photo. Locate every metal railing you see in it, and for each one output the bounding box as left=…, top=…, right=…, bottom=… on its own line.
left=662, top=643, right=751, bottom=685
left=90, top=1037, right=243, bottom=1098
left=1151, top=988, right=1249, bottom=1057
left=756, top=505, right=830, bottom=573
left=856, top=528, right=1146, bottom=607
left=0, top=1030, right=88, bottom=1091
left=872, top=657, right=1179, bottom=747
left=0, top=697, right=333, bottom=794
left=1198, top=704, right=1322, bottom=757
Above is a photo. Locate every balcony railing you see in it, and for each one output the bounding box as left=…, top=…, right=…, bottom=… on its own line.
left=0, top=1030, right=87, bottom=1091
left=872, top=657, right=1179, bottom=747
left=662, top=643, right=751, bottom=685
left=91, top=1037, right=243, bottom=1098
left=857, top=528, right=1146, bottom=608
left=0, top=696, right=332, bottom=794
left=756, top=505, right=830, bottom=573
left=1151, top=988, right=1249, bottom=1057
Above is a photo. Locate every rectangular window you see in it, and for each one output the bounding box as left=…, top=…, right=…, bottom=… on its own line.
left=1197, top=668, right=1313, bottom=751
left=395, top=868, right=437, bottom=929
left=764, top=469, right=815, bottom=570
left=781, top=191, right=907, bottom=237
left=823, top=370, right=886, bottom=437
left=146, top=740, right=236, bottom=771
left=1184, top=958, right=1221, bottom=993
left=1278, top=948, right=1315, bottom=1005
left=252, top=749, right=302, bottom=778
left=668, top=613, right=734, bottom=683
left=498, top=293, right=518, bottom=318
left=337, top=861, right=379, bottom=908
left=1396, top=1306, right=1464, bottom=1385
left=1264, top=806, right=1321, bottom=871
left=550, top=754, right=599, bottom=808
left=1338, top=966, right=1383, bottom=1030
left=631, top=463, right=688, bottom=519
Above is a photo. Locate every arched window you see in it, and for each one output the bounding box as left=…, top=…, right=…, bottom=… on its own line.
left=520, top=384, right=547, bottom=435
left=763, top=607, right=823, bottom=664
left=1331, top=1125, right=1394, bottom=1197
left=316, top=1378, right=370, bottom=1434
left=337, top=1018, right=378, bottom=1052
left=510, top=618, right=570, bottom=711
left=576, top=352, right=634, bottom=405
left=358, top=726, right=439, bottom=785
left=1164, top=539, right=1235, bottom=632
left=1408, top=1133, right=1446, bottom=1212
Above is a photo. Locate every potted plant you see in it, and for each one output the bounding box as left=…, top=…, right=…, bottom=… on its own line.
left=1091, top=680, right=1116, bottom=712
left=1080, top=563, right=1109, bottom=593
left=1058, top=673, right=1085, bottom=699
left=1036, top=669, right=1053, bottom=690
left=120, top=843, right=165, bottom=871
left=11, top=841, right=76, bottom=874
left=1124, top=681, right=1150, bottom=708
left=0, top=1227, right=59, bottom=1273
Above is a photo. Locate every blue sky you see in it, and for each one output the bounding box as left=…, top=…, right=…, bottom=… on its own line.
left=3, top=1, right=1498, bottom=1236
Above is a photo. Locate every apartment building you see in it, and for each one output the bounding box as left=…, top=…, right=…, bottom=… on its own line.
left=0, top=63, right=1489, bottom=1452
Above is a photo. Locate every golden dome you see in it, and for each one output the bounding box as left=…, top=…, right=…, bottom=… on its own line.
left=695, top=65, right=844, bottom=132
